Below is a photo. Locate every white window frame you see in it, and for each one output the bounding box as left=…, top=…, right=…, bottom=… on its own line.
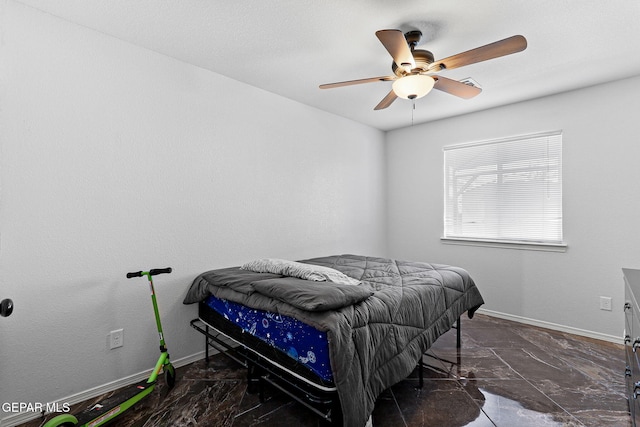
left=442, top=131, right=566, bottom=252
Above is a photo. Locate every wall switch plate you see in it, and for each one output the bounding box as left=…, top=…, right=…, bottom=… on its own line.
left=109, top=329, right=124, bottom=349
left=600, top=296, right=612, bottom=311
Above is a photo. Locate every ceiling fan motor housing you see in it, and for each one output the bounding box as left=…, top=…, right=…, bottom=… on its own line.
left=390, top=31, right=435, bottom=77
left=392, top=49, right=435, bottom=76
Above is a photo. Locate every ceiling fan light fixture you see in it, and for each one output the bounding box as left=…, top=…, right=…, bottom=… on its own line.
left=392, top=74, right=435, bottom=100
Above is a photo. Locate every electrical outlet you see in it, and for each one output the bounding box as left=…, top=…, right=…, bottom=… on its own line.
left=109, top=329, right=124, bottom=349
left=600, top=296, right=612, bottom=311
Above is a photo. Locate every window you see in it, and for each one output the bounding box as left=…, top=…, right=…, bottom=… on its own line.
left=443, top=131, right=564, bottom=249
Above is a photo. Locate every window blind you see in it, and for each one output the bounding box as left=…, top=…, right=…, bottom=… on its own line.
left=443, top=131, right=563, bottom=245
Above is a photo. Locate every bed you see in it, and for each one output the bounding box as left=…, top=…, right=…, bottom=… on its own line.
left=183, top=254, right=484, bottom=426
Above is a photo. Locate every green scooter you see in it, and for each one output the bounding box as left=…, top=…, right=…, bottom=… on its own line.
left=43, top=268, right=176, bottom=427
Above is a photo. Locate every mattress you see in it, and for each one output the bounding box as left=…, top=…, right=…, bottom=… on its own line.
left=200, top=294, right=333, bottom=385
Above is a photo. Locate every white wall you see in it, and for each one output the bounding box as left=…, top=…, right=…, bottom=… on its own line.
left=0, top=2, right=386, bottom=421
left=386, top=75, right=640, bottom=340
left=3, top=0, right=639, bottom=423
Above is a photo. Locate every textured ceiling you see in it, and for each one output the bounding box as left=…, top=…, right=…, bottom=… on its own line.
left=15, top=0, right=640, bottom=130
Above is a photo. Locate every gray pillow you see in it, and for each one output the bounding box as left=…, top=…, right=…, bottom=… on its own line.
left=241, top=258, right=361, bottom=286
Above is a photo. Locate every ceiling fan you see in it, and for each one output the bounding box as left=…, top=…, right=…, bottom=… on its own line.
left=319, top=30, right=527, bottom=110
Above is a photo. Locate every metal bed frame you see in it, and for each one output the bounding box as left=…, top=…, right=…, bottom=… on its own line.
left=190, top=317, right=342, bottom=424
left=189, top=310, right=462, bottom=426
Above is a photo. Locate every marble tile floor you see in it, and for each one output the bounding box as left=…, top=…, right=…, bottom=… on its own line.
left=20, top=314, right=629, bottom=427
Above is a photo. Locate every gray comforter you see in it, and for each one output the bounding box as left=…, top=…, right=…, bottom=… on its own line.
left=183, top=254, right=484, bottom=426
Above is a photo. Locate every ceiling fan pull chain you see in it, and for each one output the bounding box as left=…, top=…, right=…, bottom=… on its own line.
left=411, top=99, right=416, bottom=126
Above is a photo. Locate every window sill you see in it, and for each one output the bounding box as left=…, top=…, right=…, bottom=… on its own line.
left=440, top=237, right=567, bottom=252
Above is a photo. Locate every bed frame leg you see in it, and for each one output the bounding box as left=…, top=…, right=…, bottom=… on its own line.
left=205, top=325, right=210, bottom=364
left=330, top=398, right=343, bottom=426
left=246, top=362, right=261, bottom=395
left=417, top=315, right=462, bottom=388
left=258, top=376, right=265, bottom=403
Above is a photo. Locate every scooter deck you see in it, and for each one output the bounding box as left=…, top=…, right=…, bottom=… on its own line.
left=74, top=379, right=155, bottom=425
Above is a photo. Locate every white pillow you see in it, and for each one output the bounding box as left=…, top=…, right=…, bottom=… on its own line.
left=240, top=258, right=361, bottom=286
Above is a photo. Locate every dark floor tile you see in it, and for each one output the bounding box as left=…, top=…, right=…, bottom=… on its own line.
left=133, top=379, right=245, bottom=427
left=179, top=357, right=247, bottom=382
left=492, top=346, right=627, bottom=414
left=230, top=370, right=332, bottom=426
left=370, top=388, right=406, bottom=427
left=463, top=378, right=580, bottom=426
left=232, top=392, right=324, bottom=426
left=15, top=315, right=630, bottom=427
left=428, top=347, right=521, bottom=381
left=569, top=409, right=632, bottom=427
left=528, top=376, right=627, bottom=422
left=388, top=378, right=494, bottom=427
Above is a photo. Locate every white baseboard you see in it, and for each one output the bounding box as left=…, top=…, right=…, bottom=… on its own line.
left=1, top=351, right=209, bottom=427
left=477, top=308, right=622, bottom=345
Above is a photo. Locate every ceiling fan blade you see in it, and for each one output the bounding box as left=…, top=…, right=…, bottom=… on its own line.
left=319, top=75, right=395, bottom=89
left=375, top=29, right=416, bottom=70
left=433, top=76, right=482, bottom=99
left=374, top=90, right=398, bottom=110
left=429, top=35, right=527, bottom=71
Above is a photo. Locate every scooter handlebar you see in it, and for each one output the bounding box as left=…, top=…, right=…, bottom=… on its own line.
left=126, top=268, right=172, bottom=279
left=150, top=267, right=172, bottom=276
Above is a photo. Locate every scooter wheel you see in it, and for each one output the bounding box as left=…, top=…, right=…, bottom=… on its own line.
left=165, top=363, right=176, bottom=389
left=42, top=414, right=78, bottom=427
